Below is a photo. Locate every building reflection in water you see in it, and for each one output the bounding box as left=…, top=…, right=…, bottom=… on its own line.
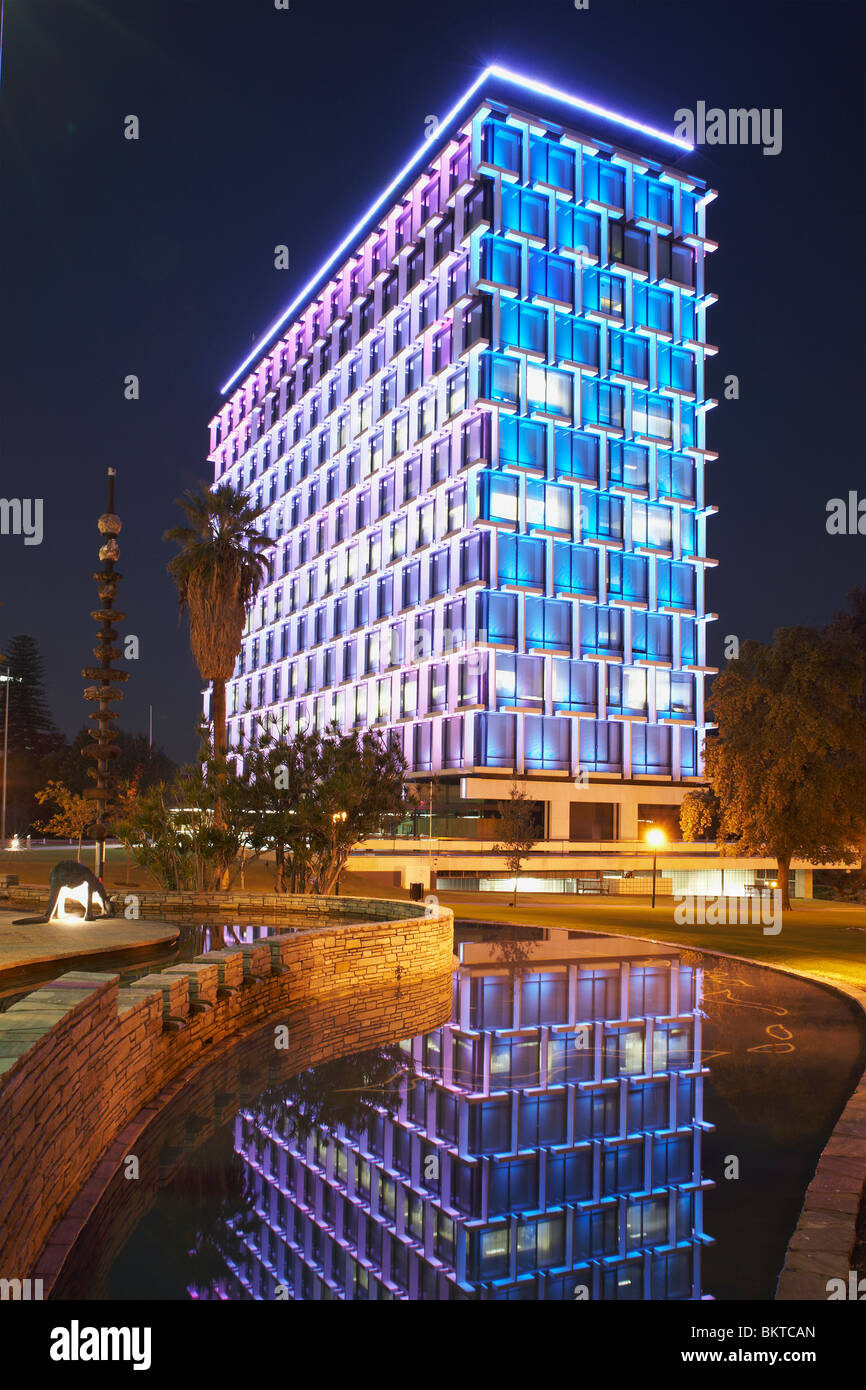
left=217, top=933, right=713, bottom=1300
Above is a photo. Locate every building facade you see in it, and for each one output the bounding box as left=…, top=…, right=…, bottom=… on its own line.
left=221, top=936, right=712, bottom=1300
left=208, top=68, right=718, bottom=843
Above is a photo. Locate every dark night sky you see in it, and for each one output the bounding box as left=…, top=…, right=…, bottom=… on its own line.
left=0, top=0, right=863, bottom=763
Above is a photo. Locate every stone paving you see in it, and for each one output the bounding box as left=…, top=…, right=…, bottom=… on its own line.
left=0, top=908, right=179, bottom=979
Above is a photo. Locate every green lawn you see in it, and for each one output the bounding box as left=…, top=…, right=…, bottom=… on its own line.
left=4, top=848, right=864, bottom=990
left=439, top=893, right=866, bottom=990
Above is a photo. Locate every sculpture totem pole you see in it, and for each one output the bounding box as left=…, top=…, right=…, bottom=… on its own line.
left=82, top=468, right=128, bottom=881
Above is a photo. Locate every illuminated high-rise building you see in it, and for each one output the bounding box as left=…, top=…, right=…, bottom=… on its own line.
left=208, top=67, right=717, bottom=844
left=225, top=936, right=713, bottom=1300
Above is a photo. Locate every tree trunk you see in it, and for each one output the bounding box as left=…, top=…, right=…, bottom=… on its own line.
left=77, top=832, right=82, bottom=862
left=212, top=680, right=227, bottom=760
left=777, top=854, right=792, bottom=911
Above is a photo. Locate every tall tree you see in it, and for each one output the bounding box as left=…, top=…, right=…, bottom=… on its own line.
left=164, top=484, right=271, bottom=760
left=493, top=784, right=540, bottom=907
left=42, top=726, right=177, bottom=795
left=0, top=634, right=64, bottom=832
left=705, top=626, right=866, bottom=909
left=679, top=786, right=721, bottom=842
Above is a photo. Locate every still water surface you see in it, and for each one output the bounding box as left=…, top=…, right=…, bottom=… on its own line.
left=52, top=924, right=864, bottom=1301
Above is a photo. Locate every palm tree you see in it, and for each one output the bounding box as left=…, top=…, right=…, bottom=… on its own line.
left=165, top=484, right=271, bottom=760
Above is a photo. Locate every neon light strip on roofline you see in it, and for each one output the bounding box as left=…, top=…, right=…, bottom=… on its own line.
left=219, top=64, right=695, bottom=395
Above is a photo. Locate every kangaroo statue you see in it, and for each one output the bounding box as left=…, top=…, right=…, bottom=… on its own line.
left=13, top=860, right=113, bottom=926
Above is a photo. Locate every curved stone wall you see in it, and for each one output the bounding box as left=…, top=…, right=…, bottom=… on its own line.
left=0, top=904, right=454, bottom=1285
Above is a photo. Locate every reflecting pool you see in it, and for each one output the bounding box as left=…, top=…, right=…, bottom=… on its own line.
left=52, top=926, right=864, bottom=1301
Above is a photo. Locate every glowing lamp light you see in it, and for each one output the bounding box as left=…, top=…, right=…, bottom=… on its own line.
left=53, top=882, right=109, bottom=926
left=646, top=827, right=666, bottom=908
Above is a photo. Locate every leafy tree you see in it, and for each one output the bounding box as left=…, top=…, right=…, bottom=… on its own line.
left=41, top=727, right=176, bottom=796
left=493, top=784, right=539, bottom=908
left=243, top=719, right=409, bottom=894
left=0, top=635, right=64, bottom=832
left=705, top=626, right=866, bottom=910
left=680, top=787, right=721, bottom=842
left=164, top=484, right=271, bottom=761
left=33, top=781, right=93, bottom=859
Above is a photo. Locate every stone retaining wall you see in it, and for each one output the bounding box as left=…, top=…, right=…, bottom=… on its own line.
left=775, top=979, right=866, bottom=1300
left=2, top=886, right=415, bottom=920
left=0, top=905, right=454, bottom=1283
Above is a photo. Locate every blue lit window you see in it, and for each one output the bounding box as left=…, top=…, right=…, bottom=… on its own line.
left=632, top=612, right=672, bottom=661
left=429, top=548, right=450, bottom=596
left=479, top=352, right=519, bottom=405
left=557, top=204, right=600, bottom=256
left=500, top=299, right=547, bottom=354
left=657, top=671, right=694, bottom=719
left=528, top=251, right=574, bottom=306
left=634, top=174, right=673, bottom=225
left=634, top=284, right=673, bottom=333
left=489, top=1159, right=537, bottom=1217
left=525, top=597, right=572, bottom=653
left=524, top=714, right=570, bottom=770
left=482, top=118, right=522, bottom=174
left=529, top=135, right=575, bottom=192
left=476, top=591, right=518, bottom=645
left=582, top=380, right=623, bottom=429
left=547, top=1035, right=594, bottom=1087
left=681, top=402, right=697, bottom=448
left=632, top=723, right=672, bottom=775
left=581, top=490, right=623, bottom=540
left=680, top=616, right=696, bottom=664
left=680, top=509, right=697, bottom=557
left=479, top=469, right=519, bottom=525
left=680, top=296, right=696, bottom=342
left=497, top=533, right=545, bottom=588
left=609, top=440, right=648, bottom=488
left=658, top=344, right=695, bottom=393
left=499, top=415, right=546, bottom=470
left=681, top=189, right=699, bottom=237
left=553, top=542, right=597, bottom=597
left=633, top=391, right=673, bottom=441
left=519, top=1089, right=567, bottom=1143
left=632, top=501, right=673, bottom=550
left=496, top=654, right=543, bottom=710
left=527, top=480, right=572, bottom=533
left=555, top=314, right=598, bottom=368
left=607, top=665, right=648, bottom=716
left=502, top=186, right=548, bottom=240
left=657, top=560, right=695, bottom=608
left=580, top=607, right=623, bottom=657
left=467, top=1227, right=510, bottom=1281
left=459, top=532, right=487, bottom=585
left=474, top=710, right=517, bottom=768
left=680, top=727, right=698, bottom=777
left=527, top=364, right=573, bottom=419
left=657, top=452, right=695, bottom=500
left=609, top=330, right=648, bottom=380
left=554, top=428, right=598, bottom=482
left=608, top=552, right=648, bottom=602
left=480, top=235, right=521, bottom=291
left=583, top=156, right=624, bottom=208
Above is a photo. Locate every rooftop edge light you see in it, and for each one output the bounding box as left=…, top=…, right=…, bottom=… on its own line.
left=218, top=65, right=695, bottom=396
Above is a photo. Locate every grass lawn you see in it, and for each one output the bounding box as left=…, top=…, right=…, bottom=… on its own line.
left=437, top=892, right=866, bottom=990
left=3, top=848, right=864, bottom=990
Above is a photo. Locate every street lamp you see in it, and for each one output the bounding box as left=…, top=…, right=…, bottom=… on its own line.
left=332, top=810, right=347, bottom=894
left=646, top=827, right=666, bottom=908
left=0, top=668, right=12, bottom=848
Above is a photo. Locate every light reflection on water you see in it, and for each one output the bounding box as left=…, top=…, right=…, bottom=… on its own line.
left=51, top=926, right=865, bottom=1302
